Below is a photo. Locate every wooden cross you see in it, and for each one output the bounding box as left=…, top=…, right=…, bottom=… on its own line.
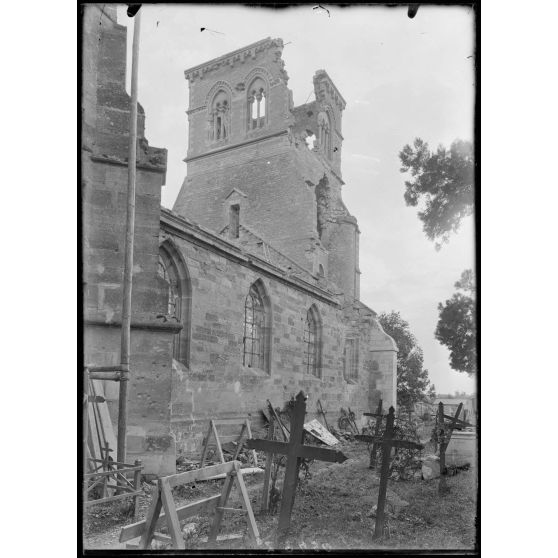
left=245, top=391, right=348, bottom=544
left=437, top=402, right=463, bottom=494
left=356, top=406, right=423, bottom=539
left=363, top=399, right=384, bottom=469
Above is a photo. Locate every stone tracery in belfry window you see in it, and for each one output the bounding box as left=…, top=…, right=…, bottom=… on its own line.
left=247, top=77, right=267, bottom=131
left=317, top=111, right=333, bottom=160
left=208, top=89, right=230, bottom=143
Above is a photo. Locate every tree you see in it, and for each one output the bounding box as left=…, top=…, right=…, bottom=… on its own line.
left=435, top=269, right=477, bottom=375
left=378, top=311, right=435, bottom=409
left=399, top=138, right=474, bottom=249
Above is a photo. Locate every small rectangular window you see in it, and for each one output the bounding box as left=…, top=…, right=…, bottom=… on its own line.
left=229, top=204, right=240, bottom=239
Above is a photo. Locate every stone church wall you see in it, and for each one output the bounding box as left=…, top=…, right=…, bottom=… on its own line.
left=161, top=219, right=396, bottom=457
left=82, top=5, right=176, bottom=475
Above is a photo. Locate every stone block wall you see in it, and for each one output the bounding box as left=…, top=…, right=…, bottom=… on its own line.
left=82, top=5, right=175, bottom=474
left=161, top=217, right=396, bottom=458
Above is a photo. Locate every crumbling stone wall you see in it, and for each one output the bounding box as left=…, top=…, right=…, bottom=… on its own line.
left=173, top=39, right=358, bottom=292
left=82, top=5, right=176, bottom=475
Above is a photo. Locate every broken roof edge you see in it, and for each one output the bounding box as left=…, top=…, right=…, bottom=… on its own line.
left=313, top=69, right=347, bottom=110
left=184, top=37, right=283, bottom=79
left=160, top=207, right=340, bottom=306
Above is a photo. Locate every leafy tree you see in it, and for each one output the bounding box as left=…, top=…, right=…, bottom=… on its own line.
left=378, top=311, right=435, bottom=409
left=399, top=138, right=474, bottom=249
left=435, top=269, right=477, bottom=375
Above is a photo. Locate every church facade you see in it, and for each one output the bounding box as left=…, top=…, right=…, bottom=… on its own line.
left=83, top=5, right=397, bottom=476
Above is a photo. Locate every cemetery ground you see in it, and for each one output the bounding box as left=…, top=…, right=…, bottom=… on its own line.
left=83, top=437, right=477, bottom=551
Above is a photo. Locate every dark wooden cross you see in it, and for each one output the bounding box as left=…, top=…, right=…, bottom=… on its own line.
left=363, top=399, right=384, bottom=469
left=246, top=391, right=348, bottom=544
left=437, top=402, right=464, bottom=494
left=356, top=406, right=423, bottom=539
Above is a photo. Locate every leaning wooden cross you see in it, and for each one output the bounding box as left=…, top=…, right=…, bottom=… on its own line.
left=437, top=402, right=465, bottom=494
left=119, top=461, right=260, bottom=549
left=245, top=391, right=348, bottom=545
left=356, top=406, right=423, bottom=539
left=363, top=399, right=385, bottom=469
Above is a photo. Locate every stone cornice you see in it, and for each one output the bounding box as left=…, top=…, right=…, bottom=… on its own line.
left=160, top=208, right=340, bottom=307
left=184, top=37, right=284, bottom=83
left=90, top=154, right=166, bottom=174
left=184, top=130, right=288, bottom=163
left=313, top=70, right=347, bottom=111
left=84, top=317, right=183, bottom=333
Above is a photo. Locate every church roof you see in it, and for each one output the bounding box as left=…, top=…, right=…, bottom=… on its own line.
left=160, top=207, right=339, bottom=305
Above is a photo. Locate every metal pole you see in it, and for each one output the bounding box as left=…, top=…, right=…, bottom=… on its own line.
left=117, top=7, right=142, bottom=467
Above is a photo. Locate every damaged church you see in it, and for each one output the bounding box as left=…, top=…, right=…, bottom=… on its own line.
left=83, top=5, right=397, bottom=476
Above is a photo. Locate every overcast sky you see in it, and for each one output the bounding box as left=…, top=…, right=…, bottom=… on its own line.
left=116, top=4, right=476, bottom=395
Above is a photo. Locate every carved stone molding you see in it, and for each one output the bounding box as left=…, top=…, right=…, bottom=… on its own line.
left=184, top=37, right=284, bottom=83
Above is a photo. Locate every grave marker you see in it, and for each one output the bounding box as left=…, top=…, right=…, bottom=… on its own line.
left=356, top=406, right=424, bottom=539
left=246, top=391, right=348, bottom=545
left=437, top=402, right=463, bottom=494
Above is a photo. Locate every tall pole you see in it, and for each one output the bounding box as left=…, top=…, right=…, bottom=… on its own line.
left=118, top=7, right=142, bottom=467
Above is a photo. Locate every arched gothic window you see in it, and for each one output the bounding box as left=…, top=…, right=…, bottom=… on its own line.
left=242, top=280, right=271, bottom=372
left=304, top=305, right=322, bottom=378
left=343, top=337, right=359, bottom=382
left=317, top=111, right=333, bottom=159
left=247, top=77, right=267, bottom=131
left=158, top=254, right=180, bottom=318
left=158, top=244, right=192, bottom=365
left=208, top=90, right=230, bottom=142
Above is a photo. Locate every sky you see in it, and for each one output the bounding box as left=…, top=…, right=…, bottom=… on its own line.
left=116, top=4, right=476, bottom=395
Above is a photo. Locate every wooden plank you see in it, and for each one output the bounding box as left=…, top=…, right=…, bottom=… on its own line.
left=234, top=464, right=261, bottom=545
left=317, top=399, right=331, bottom=432
left=213, top=417, right=252, bottom=426
left=244, top=419, right=259, bottom=467
left=207, top=469, right=236, bottom=543
left=199, top=421, right=213, bottom=468
left=120, top=494, right=221, bottom=542
left=261, top=416, right=275, bottom=512
left=139, top=486, right=163, bottom=549
left=204, top=467, right=263, bottom=481
left=212, top=420, right=225, bottom=464
left=91, top=380, right=118, bottom=458
left=165, top=461, right=236, bottom=489
left=84, top=465, right=142, bottom=478
left=84, top=490, right=142, bottom=507
left=199, top=533, right=243, bottom=543
left=267, top=400, right=290, bottom=440
left=159, top=479, right=185, bottom=549
left=304, top=419, right=339, bottom=446
left=88, top=371, right=121, bottom=381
